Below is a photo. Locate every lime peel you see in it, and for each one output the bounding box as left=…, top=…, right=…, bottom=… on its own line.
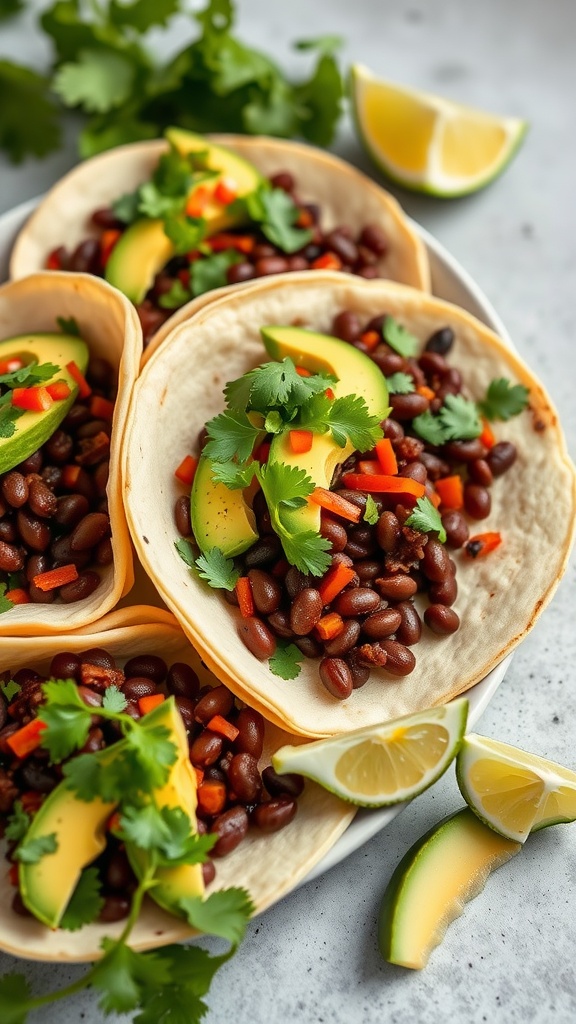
left=350, top=64, right=528, bottom=198
left=272, top=698, right=468, bottom=808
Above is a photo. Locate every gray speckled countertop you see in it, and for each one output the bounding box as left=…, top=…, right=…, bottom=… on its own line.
left=1, top=1, right=575, bottom=1022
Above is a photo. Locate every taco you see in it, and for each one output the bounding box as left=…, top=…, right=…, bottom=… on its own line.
left=122, top=271, right=576, bottom=738
left=0, top=610, right=354, bottom=961
left=9, top=130, right=430, bottom=353
left=0, top=272, right=140, bottom=636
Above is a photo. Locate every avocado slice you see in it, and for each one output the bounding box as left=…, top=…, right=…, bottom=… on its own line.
left=0, top=332, right=89, bottom=476
left=105, top=129, right=264, bottom=304
left=19, top=698, right=203, bottom=929
left=261, top=325, right=391, bottom=534
left=190, top=451, right=260, bottom=559
left=378, top=808, right=521, bottom=969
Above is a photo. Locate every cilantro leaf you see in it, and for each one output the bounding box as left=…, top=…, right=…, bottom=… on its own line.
left=103, top=685, right=128, bottom=713
left=125, top=724, right=177, bottom=789
left=79, top=116, right=158, bottom=159
left=0, top=972, right=32, bottom=1024
left=0, top=0, right=24, bottom=20
left=175, top=537, right=196, bottom=567
left=38, top=679, right=93, bottom=763
left=209, top=458, right=257, bottom=489
left=109, top=0, right=182, bottom=33
left=4, top=801, right=31, bottom=843
left=14, top=831, right=58, bottom=864
left=405, top=496, right=447, bottom=543
left=137, top=182, right=186, bottom=220
left=257, top=459, right=332, bottom=575
left=0, top=361, right=60, bottom=390
left=0, top=581, right=15, bottom=611
left=292, top=49, right=343, bottom=148
left=364, top=495, right=380, bottom=525
left=0, top=60, right=62, bottom=163
left=163, top=214, right=206, bottom=256
left=195, top=547, right=240, bottom=590
left=282, top=528, right=332, bottom=576
left=244, top=186, right=313, bottom=253
left=60, top=867, right=104, bottom=930
left=56, top=315, right=81, bottom=336
left=383, top=316, right=420, bottom=358
left=53, top=48, right=137, bottom=113
left=478, top=377, right=530, bottom=421
left=179, top=887, right=254, bottom=945
left=0, top=676, right=19, bottom=700
left=230, top=356, right=328, bottom=415
left=269, top=642, right=303, bottom=680
left=112, top=189, right=142, bottom=224
left=439, top=393, right=482, bottom=440
left=204, top=409, right=262, bottom=463
left=158, top=278, right=192, bottom=310
left=386, top=372, right=415, bottom=395
left=323, top=394, right=383, bottom=451
left=412, top=409, right=447, bottom=446
left=191, top=249, right=241, bottom=297
left=92, top=941, right=153, bottom=1014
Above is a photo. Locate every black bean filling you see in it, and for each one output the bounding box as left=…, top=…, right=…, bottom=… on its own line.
left=0, top=649, right=303, bottom=922
left=0, top=358, right=118, bottom=606
left=177, top=311, right=518, bottom=701
left=46, top=170, right=390, bottom=346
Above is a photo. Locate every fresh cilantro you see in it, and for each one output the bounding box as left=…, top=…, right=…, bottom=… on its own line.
left=209, top=458, right=256, bottom=490
left=0, top=59, right=62, bottom=163
left=103, top=685, right=128, bottom=713
left=243, top=186, right=314, bottom=253
left=120, top=803, right=215, bottom=866
left=59, top=867, right=104, bottom=931
left=383, top=316, right=420, bottom=358
left=309, top=393, right=384, bottom=451
left=109, top=0, right=182, bottom=33
left=0, top=581, right=15, bottom=611
left=37, top=679, right=93, bottom=763
left=364, top=495, right=380, bottom=525
left=405, top=496, right=447, bottom=543
left=386, top=372, right=415, bottom=395
left=226, top=356, right=329, bottom=416
left=411, top=410, right=447, bottom=447
left=175, top=537, right=196, bottom=567
left=291, top=44, right=344, bottom=147
left=439, top=393, right=482, bottom=440
left=14, top=832, right=58, bottom=864
left=0, top=0, right=24, bottom=20
left=3, top=801, right=31, bottom=843
left=53, top=48, right=137, bottom=114
left=92, top=939, right=170, bottom=1015
left=269, top=642, right=303, bottom=680
left=163, top=214, right=206, bottom=256
left=191, top=249, right=242, bottom=296
left=256, top=460, right=332, bottom=575
left=0, top=361, right=60, bottom=389
left=0, top=406, right=24, bottom=441
left=478, top=377, right=530, bottom=421
left=179, top=888, right=255, bottom=945
left=264, top=409, right=284, bottom=434
left=158, top=278, right=192, bottom=310
left=204, top=408, right=262, bottom=463
left=112, top=189, right=142, bottom=225
left=0, top=972, right=31, bottom=1024
left=137, top=181, right=187, bottom=220
left=79, top=116, right=158, bottom=159
left=56, top=315, right=81, bottom=336
left=0, top=676, right=19, bottom=700
left=195, top=547, right=240, bottom=590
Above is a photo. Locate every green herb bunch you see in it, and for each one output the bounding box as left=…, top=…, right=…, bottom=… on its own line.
left=0, top=0, right=343, bottom=164
left=0, top=678, right=254, bottom=1023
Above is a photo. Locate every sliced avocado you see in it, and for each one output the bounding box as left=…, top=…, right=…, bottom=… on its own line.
left=0, top=332, right=89, bottom=476
left=378, top=807, right=521, bottom=969
left=125, top=696, right=204, bottom=913
left=19, top=698, right=202, bottom=929
left=191, top=450, right=259, bottom=559
left=261, top=325, right=390, bottom=534
left=106, top=129, right=263, bottom=305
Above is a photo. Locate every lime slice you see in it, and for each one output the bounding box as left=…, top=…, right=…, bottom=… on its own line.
left=379, top=807, right=521, bottom=969
left=350, top=64, right=528, bottom=197
left=272, top=699, right=468, bottom=807
left=456, top=733, right=576, bottom=843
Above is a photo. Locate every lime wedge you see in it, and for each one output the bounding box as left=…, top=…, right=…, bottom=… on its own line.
left=350, top=64, right=528, bottom=197
left=456, top=733, right=576, bottom=843
left=272, top=699, right=468, bottom=807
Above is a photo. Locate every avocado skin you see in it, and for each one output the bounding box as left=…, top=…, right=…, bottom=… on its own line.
left=0, top=332, right=89, bottom=476
left=105, top=129, right=263, bottom=304
left=18, top=697, right=203, bottom=929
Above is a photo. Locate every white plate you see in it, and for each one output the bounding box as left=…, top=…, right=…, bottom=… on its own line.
left=0, top=199, right=513, bottom=886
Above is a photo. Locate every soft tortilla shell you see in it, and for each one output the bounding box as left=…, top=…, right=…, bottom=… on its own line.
left=0, top=610, right=354, bottom=962
left=0, top=272, right=140, bottom=635
left=122, top=271, right=576, bottom=738
left=9, top=135, right=430, bottom=348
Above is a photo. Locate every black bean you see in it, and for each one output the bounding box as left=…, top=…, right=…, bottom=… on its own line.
left=333, top=588, right=381, bottom=617
left=375, top=574, right=418, bottom=601
left=194, top=685, right=234, bottom=725
left=325, top=230, right=358, bottom=265
left=59, top=570, right=101, bottom=602
left=70, top=512, right=110, bottom=551
left=43, top=429, right=73, bottom=463
left=444, top=439, right=488, bottom=463
left=166, top=662, right=200, bottom=700
left=233, top=708, right=265, bottom=760
left=389, top=393, right=430, bottom=420
left=290, top=588, right=323, bottom=635
left=2, top=472, right=28, bottom=508
left=486, top=441, right=517, bottom=477
left=27, top=478, right=57, bottom=518
left=464, top=483, right=491, bottom=519
left=320, top=515, right=348, bottom=552
left=124, top=654, right=167, bottom=683
left=174, top=696, right=196, bottom=731
left=252, top=797, right=297, bottom=833
left=295, top=635, right=323, bottom=659
left=16, top=510, right=51, bottom=551
left=395, top=601, right=422, bottom=646
left=174, top=495, right=191, bottom=536
left=359, top=224, right=388, bottom=256
left=362, top=608, right=402, bottom=639
left=244, top=534, right=281, bottom=567
left=421, top=538, right=452, bottom=583
left=468, top=458, right=493, bottom=487
left=319, top=657, right=353, bottom=699
left=248, top=568, right=282, bottom=615
left=429, top=574, right=458, bottom=606
left=346, top=649, right=371, bottom=688
left=441, top=509, right=470, bottom=549
left=122, top=676, right=157, bottom=701
left=228, top=753, right=262, bottom=803
left=0, top=540, right=24, bottom=572
left=332, top=310, right=362, bottom=343
left=99, top=895, right=131, bottom=923
left=262, top=765, right=305, bottom=798
left=189, top=730, right=224, bottom=767
left=267, top=609, right=294, bottom=639
left=324, top=619, right=361, bottom=657
left=380, top=640, right=416, bottom=676
left=424, top=604, right=460, bottom=635
left=50, top=652, right=82, bottom=680
left=376, top=511, right=401, bottom=552
left=210, top=806, right=249, bottom=856
left=425, top=327, right=454, bottom=355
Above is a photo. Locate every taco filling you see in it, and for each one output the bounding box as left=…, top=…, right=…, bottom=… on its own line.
left=0, top=644, right=304, bottom=930
left=176, top=310, right=527, bottom=701
left=41, top=129, right=413, bottom=346
left=0, top=330, right=116, bottom=611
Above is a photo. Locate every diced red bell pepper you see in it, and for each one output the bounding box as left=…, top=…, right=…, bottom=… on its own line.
left=174, top=455, right=198, bottom=486
left=46, top=381, right=72, bottom=402
left=11, top=386, right=53, bottom=412
left=214, top=177, right=238, bottom=205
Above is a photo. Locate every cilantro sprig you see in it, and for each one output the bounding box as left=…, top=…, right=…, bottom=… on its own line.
left=479, top=377, right=530, bottom=420
left=405, top=496, right=447, bottom=543
left=1, top=1, right=343, bottom=164
left=412, top=393, right=482, bottom=446
left=0, top=678, right=255, bottom=1024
